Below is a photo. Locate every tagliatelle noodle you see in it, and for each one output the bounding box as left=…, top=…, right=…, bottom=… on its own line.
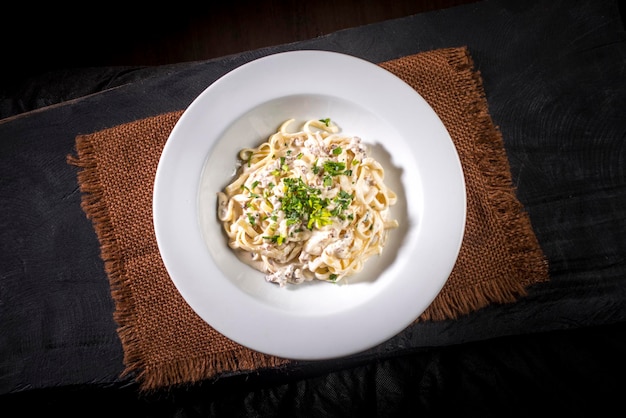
left=217, top=119, right=398, bottom=286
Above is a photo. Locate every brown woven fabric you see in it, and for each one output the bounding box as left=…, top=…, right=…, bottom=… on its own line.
left=68, top=47, right=549, bottom=391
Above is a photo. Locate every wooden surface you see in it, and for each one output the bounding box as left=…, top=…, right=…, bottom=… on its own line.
left=112, top=0, right=480, bottom=66
left=5, top=0, right=478, bottom=78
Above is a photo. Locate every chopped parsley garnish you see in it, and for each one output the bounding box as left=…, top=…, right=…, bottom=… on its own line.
left=330, top=190, right=354, bottom=219
left=271, top=155, right=288, bottom=172
left=335, top=190, right=353, bottom=210
left=279, top=177, right=339, bottom=231
left=242, top=184, right=260, bottom=198
left=319, top=118, right=331, bottom=127
left=332, top=147, right=342, bottom=155
left=263, top=234, right=285, bottom=245
left=312, top=160, right=320, bottom=174
left=323, top=161, right=346, bottom=176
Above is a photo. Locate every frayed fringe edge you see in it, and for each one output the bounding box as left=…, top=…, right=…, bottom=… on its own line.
left=136, top=350, right=291, bottom=393
left=68, top=133, right=141, bottom=333
left=412, top=47, right=549, bottom=321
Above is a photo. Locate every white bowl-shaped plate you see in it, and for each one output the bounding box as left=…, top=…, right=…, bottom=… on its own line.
left=153, top=50, right=466, bottom=360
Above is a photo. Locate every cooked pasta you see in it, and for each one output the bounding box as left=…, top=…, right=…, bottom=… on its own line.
left=217, top=118, right=398, bottom=286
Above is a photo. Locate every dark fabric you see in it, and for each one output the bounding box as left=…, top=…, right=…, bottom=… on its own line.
left=3, top=322, right=626, bottom=416
left=2, top=0, right=626, bottom=415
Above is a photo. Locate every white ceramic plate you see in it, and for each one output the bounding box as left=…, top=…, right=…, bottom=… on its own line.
left=153, top=50, right=466, bottom=360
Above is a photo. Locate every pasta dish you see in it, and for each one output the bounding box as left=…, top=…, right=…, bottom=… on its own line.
left=217, top=118, right=398, bottom=286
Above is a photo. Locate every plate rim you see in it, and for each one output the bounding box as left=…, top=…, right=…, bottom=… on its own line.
left=153, top=50, right=466, bottom=360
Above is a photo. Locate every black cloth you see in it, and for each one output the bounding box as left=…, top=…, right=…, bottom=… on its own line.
left=2, top=0, right=626, bottom=416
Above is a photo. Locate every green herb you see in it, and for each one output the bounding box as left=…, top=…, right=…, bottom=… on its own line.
left=312, top=160, right=320, bottom=174
left=280, top=177, right=334, bottom=230
left=329, top=274, right=338, bottom=282
left=332, top=147, right=342, bottom=155
left=279, top=156, right=289, bottom=172
left=308, top=208, right=333, bottom=229
left=323, top=161, right=346, bottom=176
left=262, top=234, right=285, bottom=245
left=334, top=190, right=353, bottom=211
left=319, top=118, right=331, bottom=127
left=330, top=190, right=353, bottom=219
left=242, top=185, right=260, bottom=198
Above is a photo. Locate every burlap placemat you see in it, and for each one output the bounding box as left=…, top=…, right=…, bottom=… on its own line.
left=68, top=46, right=549, bottom=391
